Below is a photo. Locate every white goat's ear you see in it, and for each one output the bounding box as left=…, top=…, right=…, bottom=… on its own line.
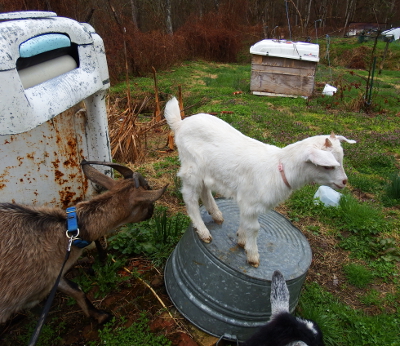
left=306, top=148, right=340, bottom=167
left=324, top=138, right=332, bottom=148
left=336, top=135, right=356, bottom=144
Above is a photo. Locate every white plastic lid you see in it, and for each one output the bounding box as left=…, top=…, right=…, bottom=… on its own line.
left=250, top=39, right=319, bottom=62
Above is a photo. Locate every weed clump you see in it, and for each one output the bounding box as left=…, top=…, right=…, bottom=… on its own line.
left=109, top=206, right=190, bottom=266
left=339, top=195, right=386, bottom=235
left=386, top=172, right=400, bottom=199
left=343, top=263, right=374, bottom=288
left=91, top=314, right=171, bottom=346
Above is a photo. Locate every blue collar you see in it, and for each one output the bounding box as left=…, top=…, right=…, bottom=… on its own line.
left=66, top=207, right=92, bottom=249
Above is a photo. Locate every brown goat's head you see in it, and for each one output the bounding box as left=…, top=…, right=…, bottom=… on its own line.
left=81, top=160, right=167, bottom=225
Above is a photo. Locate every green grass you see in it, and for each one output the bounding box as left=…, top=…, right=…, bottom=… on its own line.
left=153, top=156, right=181, bottom=178
left=109, top=206, right=190, bottom=267
left=84, top=37, right=400, bottom=345
left=88, top=314, right=171, bottom=346
left=300, top=282, right=400, bottom=346
left=70, top=255, right=129, bottom=299
left=343, top=263, right=375, bottom=288
left=13, top=316, right=66, bottom=346
left=387, top=172, right=400, bottom=199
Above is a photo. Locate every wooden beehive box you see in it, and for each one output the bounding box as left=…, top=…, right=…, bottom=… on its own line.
left=250, top=40, right=319, bottom=98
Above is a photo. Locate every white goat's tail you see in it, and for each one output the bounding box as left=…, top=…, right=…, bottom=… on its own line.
left=164, top=97, right=182, bottom=132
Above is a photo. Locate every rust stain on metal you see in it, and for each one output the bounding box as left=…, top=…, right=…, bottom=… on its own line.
left=54, top=170, right=68, bottom=186
left=26, top=152, right=35, bottom=160
left=17, top=156, right=24, bottom=166
left=3, top=135, right=14, bottom=144
left=0, top=167, right=10, bottom=190
left=54, top=170, right=64, bottom=179
left=1, top=88, right=109, bottom=209
left=63, top=158, right=79, bottom=169
left=68, top=173, right=77, bottom=180
left=59, top=187, right=78, bottom=209
left=67, top=139, right=77, bottom=150
left=52, top=158, right=60, bottom=169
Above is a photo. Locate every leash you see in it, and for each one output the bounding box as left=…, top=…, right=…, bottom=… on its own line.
left=28, top=207, right=89, bottom=346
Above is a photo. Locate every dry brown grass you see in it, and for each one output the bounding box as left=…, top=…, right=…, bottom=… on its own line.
left=107, top=95, right=168, bottom=164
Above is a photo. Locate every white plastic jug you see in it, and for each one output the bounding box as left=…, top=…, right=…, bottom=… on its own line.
left=313, top=186, right=342, bottom=207
left=322, top=84, right=337, bottom=96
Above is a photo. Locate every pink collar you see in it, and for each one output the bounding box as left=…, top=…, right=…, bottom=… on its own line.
left=278, top=163, right=291, bottom=189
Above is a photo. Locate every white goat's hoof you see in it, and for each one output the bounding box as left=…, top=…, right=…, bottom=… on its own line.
left=248, top=260, right=259, bottom=268
left=201, top=236, right=212, bottom=243
left=237, top=241, right=245, bottom=248
left=213, top=217, right=224, bottom=225
left=246, top=251, right=260, bottom=267
left=195, top=228, right=212, bottom=243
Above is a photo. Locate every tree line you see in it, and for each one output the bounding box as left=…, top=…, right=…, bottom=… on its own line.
left=1, top=0, right=399, bottom=81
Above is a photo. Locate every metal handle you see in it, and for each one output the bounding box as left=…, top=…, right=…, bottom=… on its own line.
left=216, top=334, right=239, bottom=346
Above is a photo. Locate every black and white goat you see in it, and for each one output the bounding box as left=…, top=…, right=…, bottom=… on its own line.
left=242, top=271, right=325, bottom=346
left=164, top=97, right=355, bottom=267
left=0, top=161, right=167, bottom=324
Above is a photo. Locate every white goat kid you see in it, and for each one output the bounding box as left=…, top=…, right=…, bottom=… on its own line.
left=164, top=97, right=355, bottom=267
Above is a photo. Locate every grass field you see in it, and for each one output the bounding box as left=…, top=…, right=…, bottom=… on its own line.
left=2, top=36, right=399, bottom=346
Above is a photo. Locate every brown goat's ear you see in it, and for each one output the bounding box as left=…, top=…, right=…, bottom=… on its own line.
left=81, top=160, right=117, bottom=190
left=132, top=172, right=151, bottom=190
left=133, top=185, right=168, bottom=203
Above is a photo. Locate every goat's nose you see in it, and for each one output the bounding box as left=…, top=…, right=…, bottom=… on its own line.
left=343, top=179, right=347, bottom=185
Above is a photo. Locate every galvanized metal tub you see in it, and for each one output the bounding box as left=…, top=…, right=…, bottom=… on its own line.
left=164, top=198, right=312, bottom=342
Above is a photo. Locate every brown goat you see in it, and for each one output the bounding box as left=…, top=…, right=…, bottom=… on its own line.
left=0, top=161, right=167, bottom=324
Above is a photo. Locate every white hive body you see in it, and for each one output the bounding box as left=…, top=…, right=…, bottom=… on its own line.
left=0, top=11, right=111, bottom=208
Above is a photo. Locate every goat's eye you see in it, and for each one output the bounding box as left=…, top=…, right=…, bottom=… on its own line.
left=324, top=166, right=335, bottom=170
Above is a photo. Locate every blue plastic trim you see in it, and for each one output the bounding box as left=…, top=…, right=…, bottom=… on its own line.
left=20, top=33, right=71, bottom=58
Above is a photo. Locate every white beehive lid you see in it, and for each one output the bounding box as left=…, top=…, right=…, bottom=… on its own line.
left=250, top=39, right=319, bottom=62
